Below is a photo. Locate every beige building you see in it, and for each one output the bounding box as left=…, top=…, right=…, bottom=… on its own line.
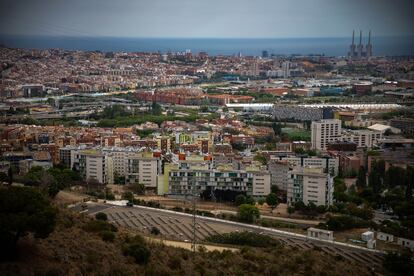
left=287, top=167, right=333, bottom=207
left=71, top=150, right=114, bottom=185
left=311, top=119, right=342, bottom=150
left=342, top=129, right=383, bottom=148
left=126, top=152, right=161, bottom=188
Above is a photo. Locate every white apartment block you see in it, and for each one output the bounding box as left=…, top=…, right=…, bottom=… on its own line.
left=270, top=155, right=339, bottom=176
left=342, top=129, right=383, bottom=148
left=287, top=167, right=333, bottom=207
left=102, top=147, right=143, bottom=176
left=268, top=160, right=290, bottom=191
left=71, top=150, right=113, bottom=185
left=126, top=154, right=161, bottom=188
left=168, top=169, right=270, bottom=197
left=252, top=172, right=271, bottom=196
left=311, top=119, right=342, bottom=150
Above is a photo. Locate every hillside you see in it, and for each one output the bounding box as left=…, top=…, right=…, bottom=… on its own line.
left=0, top=205, right=377, bottom=276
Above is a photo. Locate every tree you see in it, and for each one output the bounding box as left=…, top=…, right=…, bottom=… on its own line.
left=95, top=212, right=108, bottom=221
left=235, top=194, right=246, bottom=206
left=245, top=196, right=256, bottom=205
left=0, top=187, right=56, bottom=259
left=272, top=122, right=282, bottom=136
left=266, top=193, right=278, bottom=213
left=150, top=226, right=160, bottom=235
left=7, top=167, right=13, bottom=185
left=355, top=166, right=366, bottom=188
left=253, top=154, right=267, bottom=165
left=271, top=185, right=279, bottom=194
left=123, top=243, right=151, bottom=264
left=151, top=102, right=162, bottom=115
left=130, top=183, right=145, bottom=195
left=122, top=191, right=134, bottom=202
left=0, top=172, right=8, bottom=184
left=238, top=204, right=260, bottom=223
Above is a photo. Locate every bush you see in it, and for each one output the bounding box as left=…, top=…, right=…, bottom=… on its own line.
left=206, top=231, right=280, bottom=248
left=123, top=243, right=151, bottom=264
left=101, top=230, right=115, bottom=242
left=150, top=226, right=160, bottom=235
left=238, top=204, right=260, bottom=223
left=84, top=220, right=117, bottom=233
left=322, top=215, right=373, bottom=231
left=95, top=212, right=108, bottom=221
left=0, top=186, right=56, bottom=259
left=235, top=194, right=246, bottom=206
left=383, top=251, right=414, bottom=275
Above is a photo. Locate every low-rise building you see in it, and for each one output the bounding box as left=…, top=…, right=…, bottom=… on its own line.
left=168, top=168, right=270, bottom=197
left=307, top=227, right=334, bottom=241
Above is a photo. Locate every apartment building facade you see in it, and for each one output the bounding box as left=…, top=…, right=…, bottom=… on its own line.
left=311, top=119, right=342, bottom=150
left=168, top=169, right=270, bottom=197
left=287, top=167, right=333, bottom=207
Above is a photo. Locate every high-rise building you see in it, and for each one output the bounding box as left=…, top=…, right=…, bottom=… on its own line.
left=311, top=119, right=342, bottom=150
left=287, top=167, right=334, bottom=207
left=126, top=153, right=161, bottom=188
left=262, top=50, right=269, bottom=58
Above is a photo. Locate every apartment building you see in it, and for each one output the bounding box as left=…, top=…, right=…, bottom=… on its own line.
left=311, top=119, right=342, bottom=150
left=125, top=153, right=161, bottom=188
left=71, top=150, right=113, bottom=185
left=168, top=169, right=270, bottom=197
left=267, top=159, right=290, bottom=191
left=102, top=147, right=143, bottom=176
left=287, top=167, right=333, bottom=207
left=270, top=155, right=339, bottom=176
left=342, top=129, right=382, bottom=148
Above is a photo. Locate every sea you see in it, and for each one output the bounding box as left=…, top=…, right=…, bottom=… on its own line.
left=1, top=35, right=414, bottom=57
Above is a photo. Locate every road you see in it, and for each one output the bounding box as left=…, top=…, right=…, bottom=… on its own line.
left=82, top=202, right=385, bottom=270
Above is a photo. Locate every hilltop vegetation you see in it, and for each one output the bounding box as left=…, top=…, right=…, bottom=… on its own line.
left=0, top=187, right=376, bottom=276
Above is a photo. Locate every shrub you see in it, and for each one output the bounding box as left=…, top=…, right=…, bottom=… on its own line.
left=383, top=251, right=414, bottom=275
left=101, top=230, right=115, bottom=242
left=238, top=204, right=260, bottom=223
left=95, top=212, right=108, bottom=221
left=150, top=226, right=160, bottom=235
left=84, top=220, right=117, bottom=233
left=123, top=243, right=151, bottom=264
left=206, top=231, right=280, bottom=248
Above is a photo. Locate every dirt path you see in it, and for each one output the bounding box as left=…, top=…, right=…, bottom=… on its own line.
left=145, top=237, right=239, bottom=252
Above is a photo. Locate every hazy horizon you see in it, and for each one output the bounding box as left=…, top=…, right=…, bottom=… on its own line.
left=1, top=0, right=414, bottom=38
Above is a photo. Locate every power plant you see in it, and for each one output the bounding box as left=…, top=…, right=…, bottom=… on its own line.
left=348, top=30, right=372, bottom=59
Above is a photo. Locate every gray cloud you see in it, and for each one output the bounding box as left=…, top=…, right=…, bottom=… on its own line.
left=0, top=0, right=413, bottom=38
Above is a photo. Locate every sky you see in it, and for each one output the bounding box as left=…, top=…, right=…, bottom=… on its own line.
left=0, top=0, right=413, bottom=38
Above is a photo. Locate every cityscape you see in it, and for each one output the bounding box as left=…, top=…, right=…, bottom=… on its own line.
left=0, top=0, right=414, bottom=275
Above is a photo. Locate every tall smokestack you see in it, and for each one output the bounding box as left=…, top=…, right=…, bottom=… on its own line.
left=368, top=30, right=371, bottom=45
left=357, top=30, right=364, bottom=58
left=366, top=30, right=372, bottom=58
left=352, top=30, right=355, bottom=45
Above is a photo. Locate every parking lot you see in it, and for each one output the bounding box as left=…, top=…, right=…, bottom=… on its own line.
left=84, top=203, right=385, bottom=270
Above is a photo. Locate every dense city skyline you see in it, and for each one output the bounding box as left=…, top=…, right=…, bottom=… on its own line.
left=1, top=0, right=414, bottom=38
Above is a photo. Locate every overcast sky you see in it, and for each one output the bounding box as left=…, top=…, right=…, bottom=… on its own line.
left=0, top=0, right=413, bottom=38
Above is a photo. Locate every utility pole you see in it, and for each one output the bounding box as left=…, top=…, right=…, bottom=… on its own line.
left=191, top=176, right=197, bottom=254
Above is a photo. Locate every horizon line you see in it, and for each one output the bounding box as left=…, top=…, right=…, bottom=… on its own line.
left=1, top=34, right=414, bottom=40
